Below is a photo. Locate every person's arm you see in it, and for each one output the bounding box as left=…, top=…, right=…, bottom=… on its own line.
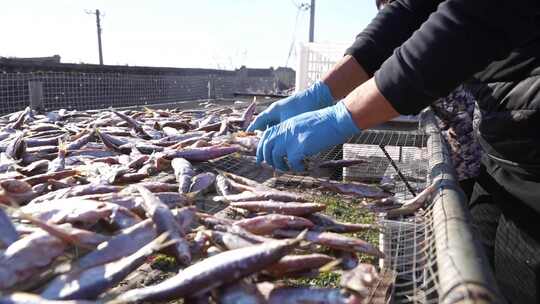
left=249, top=0, right=443, bottom=133
left=374, top=0, right=540, bottom=115
left=343, top=78, right=399, bottom=129
left=345, top=0, right=443, bottom=79
left=321, top=55, right=369, bottom=100
left=344, top=0, right=540, bottom=128
left=323, top=0, right=444, bottom=100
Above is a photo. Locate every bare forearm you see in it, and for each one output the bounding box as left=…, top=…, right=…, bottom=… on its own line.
left=343, top=77, right=399, bottom=129
left=321, top=55, right=369, bottom=100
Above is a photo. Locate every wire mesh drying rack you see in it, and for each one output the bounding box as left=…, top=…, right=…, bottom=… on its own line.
left=193, top=108, right=500, bottom=304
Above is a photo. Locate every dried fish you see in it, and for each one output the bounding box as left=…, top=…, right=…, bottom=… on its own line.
left=218, top=280, right=266, bottom=304
left=308, top=213, right=379, bottom=233
left=0, top=104, right=392, bottom=300
left=25, top=135, right=64, bottom=148
left=321, top=180, right=390, bottom=198
left=22, top=169, right=79, bottom=186
left=340, top=263, right=380, bottom=297
left=0, top=292, right=94, bottom=304
left=66, top=131, right=94, bottom=151
left=29, top=183, right=122, bottom=204
left=172, top=158, right=195, bottom=193
left=114, top=232, right=304, bottom=302
left=189, top=172, right=216, bottom=194
left=264, top=253, right=335, bottom=278
left=213, top=190, right=307, bottom=203
left=41, top=233, right=169, bottom=300
left=317, top=159, right=367, bottom=169
left=384, top=183, right=437, bottom=217
left=0, top=179, right=44, bottom=205
left=0, top=153, right=21, bottom=174
left=207, top=230, right=259, bottom=250
left=0, top=207, right=18, bottom=248
left=234, top=214, right=314, bottom=235
left=5, top=133, right=26, bottom=160
left=267, top=286, right=360, bottom=304
left=15, top=213, right=109, bottom=249
left=7, top=107, right=30, bottom=130
left=274, top=229, right=384, bottom=258
left=17, top=159, right=50, bottom=175
left=47, top=142, right=67, bottom=173
left=135, top=185, right=192, bottom=265
left=240, top=100, right=257, bottom=129
left=113, top=111, right=152, bottom=139
left=20, top=198, right=116, bottom=226
left=231, top=201, right=326, bottom=216
left=222, top=171, right=272, bottom=190
left=164, top=145, right=240, bottom=162
left=214, top=173, right=233, bottom=196
left=72, top=219, right=156, bottom=271
left=214, top=223, right=275, bottom=244
left=0, top=227, right=68, bottom=289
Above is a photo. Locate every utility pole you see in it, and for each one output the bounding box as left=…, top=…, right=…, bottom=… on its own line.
left=309, top=0, right=315, bottom=42
left=86, top=9, right=104, bottom=65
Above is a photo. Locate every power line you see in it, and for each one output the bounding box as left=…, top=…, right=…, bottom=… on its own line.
left=285, top=2, right=309, bottom=67
left=290, top=0, right=305, bottom=10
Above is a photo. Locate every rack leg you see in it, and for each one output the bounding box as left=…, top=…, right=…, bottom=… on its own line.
left=379, top=144, right=417, bottom=196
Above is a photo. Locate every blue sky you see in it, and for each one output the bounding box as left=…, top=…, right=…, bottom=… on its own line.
left=1, top=0, right=378, bottom=69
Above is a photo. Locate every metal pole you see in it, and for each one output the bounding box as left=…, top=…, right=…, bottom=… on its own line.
left=379, top=144, right=417, bottom=196
left=309, top=0, right=315, bottom=42
left=96, top=9, right=104, bottom=65
left=28, top=81, right=44, bottom=111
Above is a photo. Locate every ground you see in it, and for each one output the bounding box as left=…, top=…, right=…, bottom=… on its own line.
left=285, top=194, right=380, bottom=288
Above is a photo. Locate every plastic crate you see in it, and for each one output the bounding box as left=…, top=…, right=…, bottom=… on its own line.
left=295, top=42, right=418, bottom=123
left=295, top=42, right=350, bottom=92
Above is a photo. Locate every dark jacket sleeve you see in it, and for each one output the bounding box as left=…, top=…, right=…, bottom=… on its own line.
left=345, top=0, right=443, bottom=77
left=348, top=0, right=540, bottom=115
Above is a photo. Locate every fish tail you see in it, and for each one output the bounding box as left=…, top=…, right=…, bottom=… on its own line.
left=16, top=211, right=96, bottom=250
left=143, top=106, right=154, bottom=113
left=150, top=232, right=176, bottom=252
left=57, top=140, right=67, bottom=155
left=295, top=229, right=309, bottom=243
left=185, top=190, right=200, bottom=200
left=318, top=258, right=341, bottom=273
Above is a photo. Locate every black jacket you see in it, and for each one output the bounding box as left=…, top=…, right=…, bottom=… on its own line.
left=346, top=0, right=540, bottom=212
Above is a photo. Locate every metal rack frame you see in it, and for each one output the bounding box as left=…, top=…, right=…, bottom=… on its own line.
left=420, top=110, right=501, bottom=303
left=377, top=110, right=500, bottom=303
left=197, top=107, right=501, bottom=303
left=4, top=92, right=496, bottom=303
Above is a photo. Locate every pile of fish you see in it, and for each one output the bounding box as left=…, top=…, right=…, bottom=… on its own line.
left=0, top=103, right=434, bottom=303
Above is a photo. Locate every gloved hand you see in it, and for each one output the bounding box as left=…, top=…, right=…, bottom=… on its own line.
left=247, top=81, right=334, bottom=132
left=256, top=101, right=361, bottom=171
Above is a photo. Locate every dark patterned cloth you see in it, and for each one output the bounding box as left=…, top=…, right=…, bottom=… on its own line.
left=431, top=85, right=482, bottom=181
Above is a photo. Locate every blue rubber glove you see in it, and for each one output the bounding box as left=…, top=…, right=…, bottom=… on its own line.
left=247, top=81, right=334, bottom=132
left=256, top=101, right=361, bottom=171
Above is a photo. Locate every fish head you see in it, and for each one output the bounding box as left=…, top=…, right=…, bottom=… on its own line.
left=0, top=179, right=33, bottom=194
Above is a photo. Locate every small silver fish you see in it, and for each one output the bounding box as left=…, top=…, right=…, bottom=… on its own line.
left=114, top=232, right=305, bottom=303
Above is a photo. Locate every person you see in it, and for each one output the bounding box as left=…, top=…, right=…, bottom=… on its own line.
left=247, top=0, right=540, bottom=302
left=379, top=0, right=483, bottom=199
left=431, top=85, right=481, bottom=199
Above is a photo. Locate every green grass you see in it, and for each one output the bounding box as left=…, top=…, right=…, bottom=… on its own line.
left=317, top=195, right=379, bottom=264
left=287, top=271, right=342, bottom=289
left=149, top=254, right=178, bottom=272
left=285, top=194, right=380, bottom=288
